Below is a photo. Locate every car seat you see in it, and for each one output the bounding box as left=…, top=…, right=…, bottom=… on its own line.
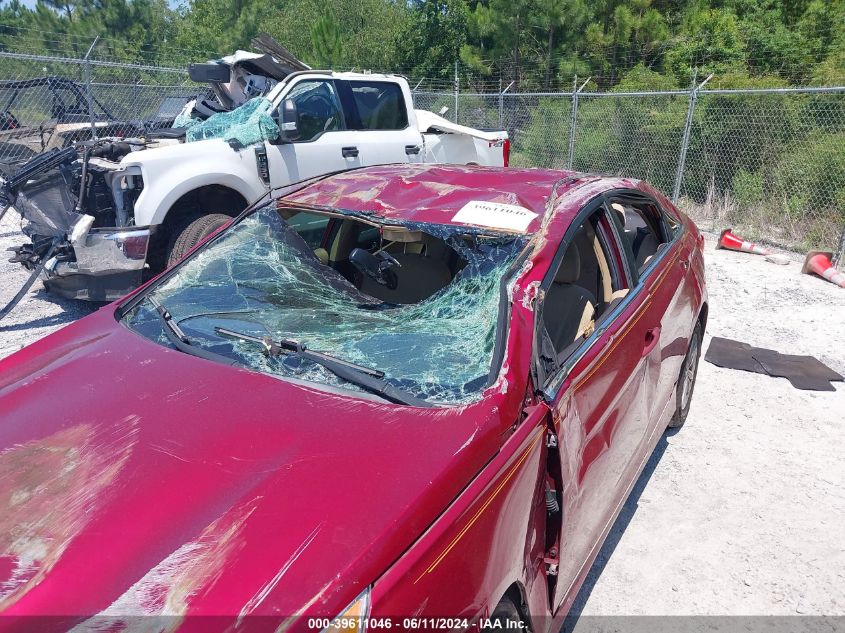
left=544, top=242, right=597, bottom=350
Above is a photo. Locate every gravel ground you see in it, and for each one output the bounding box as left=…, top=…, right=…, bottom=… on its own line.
left=1, top=226, right=843, bottom=617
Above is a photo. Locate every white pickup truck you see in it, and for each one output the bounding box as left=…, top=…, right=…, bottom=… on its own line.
left=4, top=70, right=509, bottom=301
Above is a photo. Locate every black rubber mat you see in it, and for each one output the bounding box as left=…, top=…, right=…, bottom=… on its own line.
left=704, top=337, right=766, bottom=374
left=704, top=336, right=843, bottom=391
left=752, top=349, right=843, bottom=391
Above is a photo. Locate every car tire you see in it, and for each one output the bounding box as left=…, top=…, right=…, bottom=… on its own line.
left=166, top=213, right=232, bottom=268
left=487, top=596, right=525, bottom=633
left=669, top=320, right=703, bottom=429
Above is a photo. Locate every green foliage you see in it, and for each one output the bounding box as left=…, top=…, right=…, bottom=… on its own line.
left=731, top=168, right=764, bottom=207
left=401, top=0, right=468, bottom=79
left=0, top=0, right=840, bottom=93
left=516, top=97, right=572, bottom=168
left=665, top=8, right=747, bottom=83
left=311, top=13, right=342, bottom=67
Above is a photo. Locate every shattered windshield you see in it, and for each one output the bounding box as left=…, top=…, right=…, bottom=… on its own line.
left=122, top=205, right=525, bottom=405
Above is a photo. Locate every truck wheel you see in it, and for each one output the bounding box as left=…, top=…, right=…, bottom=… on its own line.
left=166, top=213, right=233, bottom=268
left=669, top=321, right=703, bottom=429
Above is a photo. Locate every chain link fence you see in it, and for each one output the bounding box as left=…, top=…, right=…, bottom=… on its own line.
left=0, top=45, right=843, bottom=263
left=417, top=84, right=845, bottom=261
left=0, top=49, right=204, bottom=235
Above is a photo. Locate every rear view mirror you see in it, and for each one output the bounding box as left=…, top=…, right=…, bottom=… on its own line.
left=188, top=63, right=231, bottom=84
left=274, top=98, right=300, bottom=143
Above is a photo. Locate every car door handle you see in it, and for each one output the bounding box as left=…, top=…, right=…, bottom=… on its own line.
left=643, top=326, right=661, bottom=357
left=342, top=146, right=359, bottom=158
left=680, top=258, right=690, bottom=270
left=405, top=144, right=421, bottom=155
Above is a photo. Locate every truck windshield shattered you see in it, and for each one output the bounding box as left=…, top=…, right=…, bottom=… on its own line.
left=121, top=204, right=526, bottom=405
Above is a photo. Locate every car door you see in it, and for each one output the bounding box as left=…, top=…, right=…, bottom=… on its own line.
left=339, top=79, right=424, bottom=164
left=535, top=199, right=661, bottom=612
left=265, top=78, right=362, bottom=187
left=605, top=190, right=696, bottom=430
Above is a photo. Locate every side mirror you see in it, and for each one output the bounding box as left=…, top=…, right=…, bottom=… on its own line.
left=273, top=98, right=300, bottom=144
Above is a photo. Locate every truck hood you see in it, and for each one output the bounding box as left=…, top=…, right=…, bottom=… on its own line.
left=0, top=309, right=503, bottom=628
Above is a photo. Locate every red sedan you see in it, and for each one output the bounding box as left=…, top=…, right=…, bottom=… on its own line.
left=0, top=165, right=706, bottom=631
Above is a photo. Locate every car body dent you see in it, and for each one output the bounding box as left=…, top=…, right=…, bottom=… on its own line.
left=0, top=165, right=706, bottom=632
left=0, top=307, right=512, bottom=622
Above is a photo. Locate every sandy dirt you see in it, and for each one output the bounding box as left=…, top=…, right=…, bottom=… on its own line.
left=1, top=226, right=843, bottom=617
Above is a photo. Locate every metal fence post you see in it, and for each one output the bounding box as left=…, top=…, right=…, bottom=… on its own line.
left=672, top=70, right=712, bottom=203
left=499, top=80, right=514, bottom=132
left=498, top=78, right=503, bottom=129
left=567, top=76, right=590, bottom=170
left=833, top=225, right=845, bottom=270
left=83, top=36, right=99, bottom=140
left=132, top=74, right=140, bottom=117
left=454, top=61, right=459, bottom=123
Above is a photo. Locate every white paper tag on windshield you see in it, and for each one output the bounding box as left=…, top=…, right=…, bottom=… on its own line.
left=452, top=200, right=538, bottom=233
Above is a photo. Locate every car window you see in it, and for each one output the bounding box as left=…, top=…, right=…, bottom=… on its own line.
left=607, top=195, right=672, bottom=276
left=539, top=207, right=629, bottom=364
left=282, top=210, right=331, bottom=249
left=287, top=80, right=344, bottom=142
left=348, top=81, right=408, bottom=131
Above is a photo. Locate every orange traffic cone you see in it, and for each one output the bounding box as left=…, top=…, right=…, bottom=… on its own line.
left=716, top=228, right=771, bottom=256
left=802, top=251, right=845, bottom=288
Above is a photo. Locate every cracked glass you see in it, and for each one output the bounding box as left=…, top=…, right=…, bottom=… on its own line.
left=122, top=204, right=526, bottom=405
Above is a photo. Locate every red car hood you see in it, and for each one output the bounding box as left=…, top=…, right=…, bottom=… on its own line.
left=0, top=309, right=506, bottom=628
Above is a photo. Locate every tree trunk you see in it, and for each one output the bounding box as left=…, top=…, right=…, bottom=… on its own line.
left=544, top=23, right=555, bottom=90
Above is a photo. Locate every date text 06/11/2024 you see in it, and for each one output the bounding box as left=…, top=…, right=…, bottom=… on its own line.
left=306, top=618, right=528, bottom=630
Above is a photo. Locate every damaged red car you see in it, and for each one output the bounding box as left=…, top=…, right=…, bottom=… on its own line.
left=0, top=164, right=707, bottom=632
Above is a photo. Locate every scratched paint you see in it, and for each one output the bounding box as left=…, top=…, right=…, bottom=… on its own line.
left=71, top=497, right=262, bottom=632
left=0, top=417, right=140, bottom=608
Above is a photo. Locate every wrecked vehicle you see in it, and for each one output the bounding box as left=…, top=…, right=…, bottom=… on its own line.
left=0, top=76, right=188, bottom=168
left=0, top=164, right=707, bottom=630
left=2, top=70, right=509, bottom=309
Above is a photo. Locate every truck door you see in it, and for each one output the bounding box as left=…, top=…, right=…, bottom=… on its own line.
left=339, top=79, right=424, bottom=164
left=265, top=78, right=362, bottom=187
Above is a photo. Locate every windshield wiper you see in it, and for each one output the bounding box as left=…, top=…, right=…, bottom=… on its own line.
left=148, top=295, right=189, bottom=343
left=145, top=296, right=238, bottom=365
left=214, top=327, right=432, bottom=407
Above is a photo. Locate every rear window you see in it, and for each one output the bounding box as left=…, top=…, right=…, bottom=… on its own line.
left=349, top=81, right=408, bottom=131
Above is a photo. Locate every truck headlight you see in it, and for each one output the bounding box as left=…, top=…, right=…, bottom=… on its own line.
left=323, top=588, right=371, bottom=633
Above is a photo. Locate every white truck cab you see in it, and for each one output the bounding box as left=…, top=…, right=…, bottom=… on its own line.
left=6, top=71, right=509, bottom=301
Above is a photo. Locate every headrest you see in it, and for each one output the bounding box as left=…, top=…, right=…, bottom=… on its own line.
left=610, top=202, right=626, bottom=227
left=555, top=242, right=580, bottom=284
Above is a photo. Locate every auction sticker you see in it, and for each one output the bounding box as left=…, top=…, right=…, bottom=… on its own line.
left=451, top=200, right=538, bottom=233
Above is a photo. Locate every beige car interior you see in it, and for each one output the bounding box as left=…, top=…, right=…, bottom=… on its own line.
left=543, top=215, right=628, bottom=353
left=281, top=209, right=465, bottom=305
left=610, top=201, right=663, bottom=271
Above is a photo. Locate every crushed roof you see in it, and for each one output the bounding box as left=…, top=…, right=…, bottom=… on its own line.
left=282, top=164, right=592, bottom=233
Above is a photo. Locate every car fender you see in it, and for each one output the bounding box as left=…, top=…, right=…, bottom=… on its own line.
left=121, top=139, right=266, bottom=226
left=370, top=401, right=553, bottom=629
